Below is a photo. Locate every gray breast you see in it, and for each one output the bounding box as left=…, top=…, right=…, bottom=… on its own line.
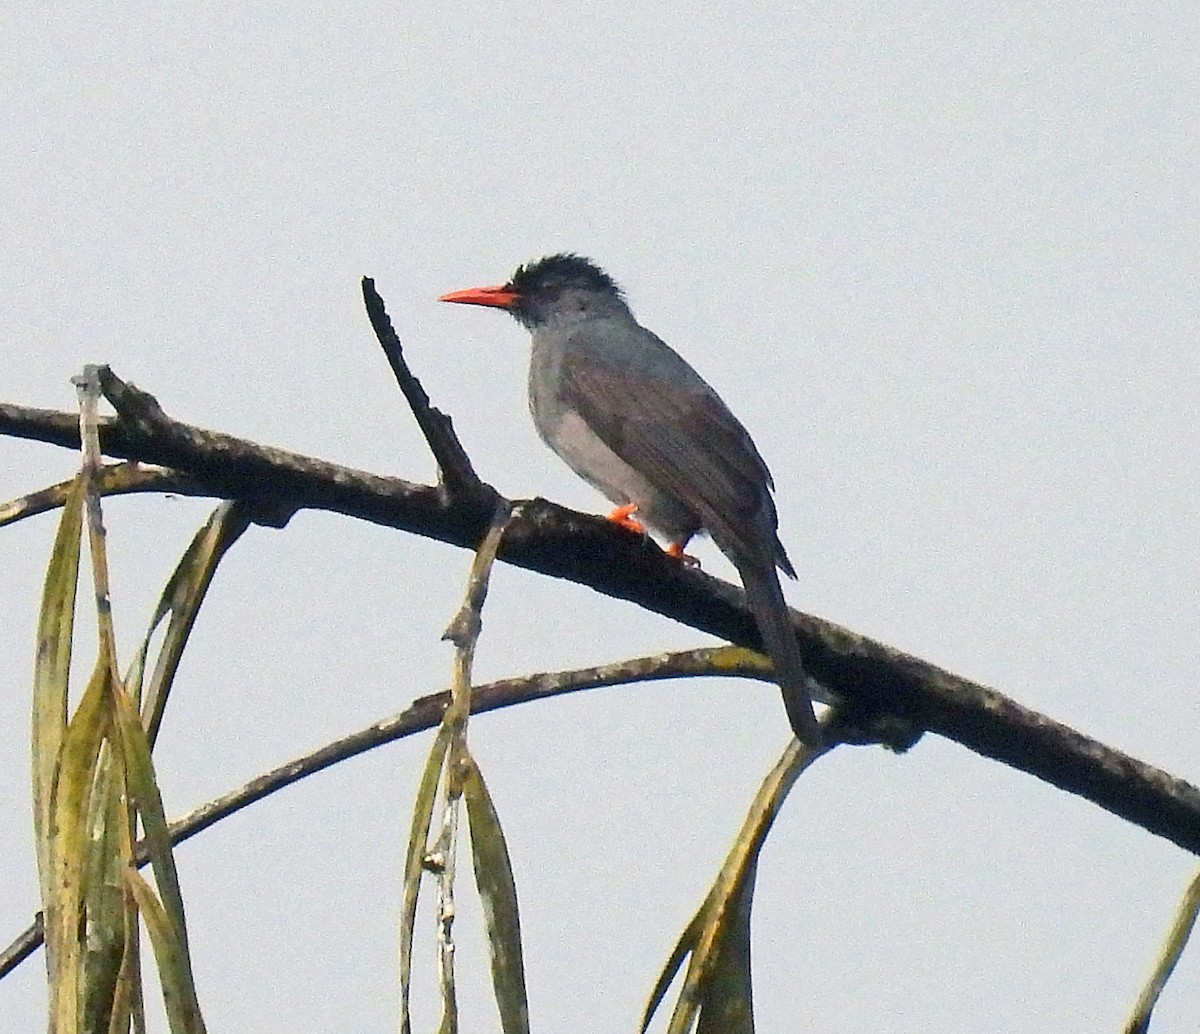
left=528, top=340, right=700, bottom=542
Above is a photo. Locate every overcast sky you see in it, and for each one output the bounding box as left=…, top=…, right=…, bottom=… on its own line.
left=2, top=4, right=1198, bottom=1031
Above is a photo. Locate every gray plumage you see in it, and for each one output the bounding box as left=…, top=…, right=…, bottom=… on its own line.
left=441, top=254, right=820, bottom=745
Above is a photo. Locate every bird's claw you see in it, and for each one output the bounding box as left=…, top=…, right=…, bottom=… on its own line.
left=665, top=542, right=701, bottom=568
left=607, top=503, right=647, bottom=534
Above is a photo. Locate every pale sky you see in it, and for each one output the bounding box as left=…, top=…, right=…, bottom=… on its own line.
left=2, top=4, right=1198, bottom=1031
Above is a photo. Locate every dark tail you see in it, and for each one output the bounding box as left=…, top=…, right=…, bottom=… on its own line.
left=738, top=559, right=822, bottom=747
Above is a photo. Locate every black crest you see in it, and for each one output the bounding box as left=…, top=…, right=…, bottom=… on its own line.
left=508, top=254, right=624, bottom=300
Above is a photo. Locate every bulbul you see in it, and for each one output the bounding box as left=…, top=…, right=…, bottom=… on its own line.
left=440, top=254, right=819, bottom=746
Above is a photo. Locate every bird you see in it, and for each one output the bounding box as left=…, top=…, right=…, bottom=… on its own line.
left=439, top=254, right=820, bottom=746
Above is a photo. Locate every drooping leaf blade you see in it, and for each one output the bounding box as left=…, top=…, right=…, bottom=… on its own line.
left=32, top=474, right=85, bottom=888
left=133, top=500, right=252, bottom=742
left=124, top=869, right=208, bottom=1034
left=45, top=661, right=112, bottom=1034
left=648, top=736, right=823, bottom=1034
left=462, top=751, right=530, bottom=1034
left=399, top=722, right=454, bottom=1034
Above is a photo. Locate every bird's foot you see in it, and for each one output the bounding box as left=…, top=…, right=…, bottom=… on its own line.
left=606, top=503, right=647, bottom=534
left=665, top=541, right=701, bottom=568
left=607, top=507, right=700, bottom=568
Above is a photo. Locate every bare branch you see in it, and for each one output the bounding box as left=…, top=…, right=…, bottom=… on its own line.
left=0, top=648, right=792, bottom=978
left=0, top=464, right=207, bottom=527
left=3, top=378, right=1200, bottom=856
left=362, top=277, right=493, bottom=502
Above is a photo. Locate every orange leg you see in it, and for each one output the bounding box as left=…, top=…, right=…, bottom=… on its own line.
left=665, top=539, right=700, bottom=568
left=606, top=503, right=647, bottom=534
left=607, top=507, right=701, bottom=568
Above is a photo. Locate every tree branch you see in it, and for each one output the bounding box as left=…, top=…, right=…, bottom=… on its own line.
left=0, top=649, right=804, bottom=979
left=3, top=374, right=1199, bottom=856
left=361, top=277, right=493, bottom=503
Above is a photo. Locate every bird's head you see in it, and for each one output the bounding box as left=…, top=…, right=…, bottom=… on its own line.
left=439, top=254, right=627, bottom=329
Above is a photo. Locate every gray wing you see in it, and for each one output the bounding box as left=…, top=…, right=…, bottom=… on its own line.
left=558, top=335, right=795, bottom=577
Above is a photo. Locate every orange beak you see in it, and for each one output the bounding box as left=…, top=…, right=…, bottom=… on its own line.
left=438, top=284, right=520, bottom=309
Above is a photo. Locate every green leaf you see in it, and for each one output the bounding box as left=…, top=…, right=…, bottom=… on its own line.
left=641, top=911, right=705, bottom=1034
left=125, top=869, right=208, bottom=1034
left=399, top=722, right=454, bottom=1034
left=132, top=501, right=252, bottom=743
left=112, top=675, right=204, bottom=1026
left=646, top=736, right=822, bottom=1034
left=45, top=661, right=112, bottom=1034
left=462, top=751, right=530, bottom=1034
left=32, top=474, right=84, bottom=890
left=79, top=749, right=133, bottom=1034
left=696, top=868, right=755, bottom=1034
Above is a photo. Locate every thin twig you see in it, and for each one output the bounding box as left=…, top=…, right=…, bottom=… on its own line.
left=0, top=464, right=209, bottom=527
left=362, top=277, right=492, bottom=501
left=1124, top=866, right=1200, bottom=1033
left=433, top=499, right=513, bottom=1023
left=0, top=648, right=798, bottom=979
left=71, top=366, right=119, bottom=666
